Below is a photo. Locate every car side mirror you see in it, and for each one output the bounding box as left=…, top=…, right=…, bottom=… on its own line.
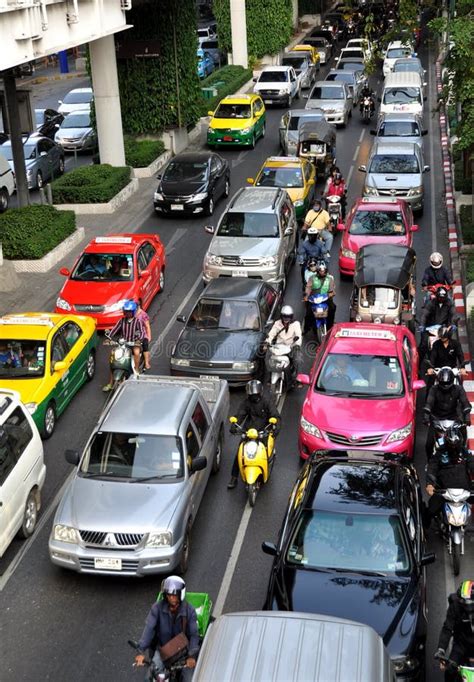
left=423, top=165, right=430, bottom=173
left=207, top=110, right=214, bottom=117
left=358, top=165, right=367, bottom=172
left=336, top=222, right=345, bottom=231
left=420, top=552, right=436, bottom=566
left=177, top=315, right=187, bottom=323
left=296, top=373, right=310, bottom=385
left=59, top=267, right=70, bottom=276
left=139, top=269, right=150, bottom=279
left=284, top=227, right=294, bottom=236
left=204, top=225, right=215, bottom=234
left=54, top=361, right=67, bottom=372
left=247, top=177, right=255, bottom=185
left=261, top=541, right=279, bottom=556
left=370, top=130, right=376, bottom=135
left=190, top=455, right=207, bottom=473
left=413, top=379, right=425, bottom=391
left=411, top=224, right=419, bottom=232
left=58, top=99, right=63, bottom=105
left=65, top=449, right=80, bottom=466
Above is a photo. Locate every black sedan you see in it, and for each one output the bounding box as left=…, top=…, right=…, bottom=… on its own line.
left=153, top=150, right=230, bottom=217
left=170, top=278, right=281, bottom=384
left=262, top=453, right=435, bottom=680
left=34, top=109, right=64, bottom=139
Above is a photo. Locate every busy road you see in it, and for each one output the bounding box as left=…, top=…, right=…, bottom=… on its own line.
left=0, top=32, right=472, bottom=682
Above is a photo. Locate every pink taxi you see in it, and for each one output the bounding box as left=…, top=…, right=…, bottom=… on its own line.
left=297, top=323, right=425, bottom=459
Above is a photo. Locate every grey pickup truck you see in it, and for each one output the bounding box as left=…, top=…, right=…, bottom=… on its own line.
left=49, top=375, right=229, bottom=577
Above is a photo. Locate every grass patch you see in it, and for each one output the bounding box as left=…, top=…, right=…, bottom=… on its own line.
left=0, top=205, right=75, bottom=260
left=199, top=65, right=253, bottom=116
left=52, top=165, right=131, bottom=204
left=124, top=137, right=165, bottom=168
left=460, top=204, right=474, bottom=245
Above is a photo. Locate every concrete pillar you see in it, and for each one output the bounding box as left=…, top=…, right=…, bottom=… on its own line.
left=89, top=34, right=126, bottom=166
left=230, top=0, right=248, bottom=69
left=292, top=0, right=299, bottom=29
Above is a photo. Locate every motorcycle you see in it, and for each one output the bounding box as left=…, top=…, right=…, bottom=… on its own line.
left=326, top=194, right=343, bottom=230
left=129, top=639, right=188, bottom=682
left=104, top=332, right=144, bottom=393
left=437, top=655, right=474, bottom=682
left=360, top=96, right=374, bottom=123
left=229, top=417, right=278, bottom=507
left=308, top=292, right=329, bottom=345
left=265, top=342, right=296, bottom=398
left=434, top=487, right=472, bottom=576
left=423, top=281, right=454, bottom=306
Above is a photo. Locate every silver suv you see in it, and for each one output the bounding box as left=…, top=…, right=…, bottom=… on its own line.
left=359, top=141, right=430, bottom=214
left=203, top=186, right=297, bottom=291
left=305, top=81, right=352, bottom=126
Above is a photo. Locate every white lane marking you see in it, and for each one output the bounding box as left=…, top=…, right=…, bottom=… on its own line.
left=358, top=129, right=365, bottom=143
left=232, top=150, right=249, bottom=168
left=427, top=43, right=437, bottom=251
left=346, top=165, right=354, bottom=187
left=213, top=393, right=287, bottom=617
left=165, top=227, right=187, bottom=255
left=352, top=145, right=360, bottom=162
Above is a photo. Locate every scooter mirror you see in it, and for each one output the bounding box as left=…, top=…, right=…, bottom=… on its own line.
left=296, top=373, right=310, bottom=385
left=229, top=416, right=238, bottom=424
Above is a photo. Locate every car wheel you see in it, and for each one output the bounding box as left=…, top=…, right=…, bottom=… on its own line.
left=41, top=401, right=56, bottom=439
left=212, top=428, right=224, bottom=474
left=18, top=490, right=38, bottom=539
left=0, top=188, right=9, bottom=213
left=260, top=122, right=266, bottom=139
left=158, top=268, right=165, bottom=292
left=86, top=350, right=96, bottom=381
left=36, top=170, right=44, bottom=190
left=249, top=133, right=256, bottom=149
left=58, top=157, right=65, bottom=174
left=223, top=176, right=230, bottom=197
left=206, top=194, right=215, bottom=216
left=179, top=524, right=191, bottom=574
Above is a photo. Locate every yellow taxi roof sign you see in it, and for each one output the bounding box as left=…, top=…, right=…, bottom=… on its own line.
left=0, top=316, right=54, bottom=327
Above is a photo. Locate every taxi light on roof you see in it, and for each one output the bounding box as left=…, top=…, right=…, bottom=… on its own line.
left=336, top=328, right=396, bottom=341
left=0, top=316, right=54, bottom=326
left=361, top=197, right=398, bottom=204
left=268, top=156, right=300, bottom=163
left=94, top=237, right=133, bottom=244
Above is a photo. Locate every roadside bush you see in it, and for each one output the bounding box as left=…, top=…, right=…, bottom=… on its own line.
left=200, top=65, right=253, bottom=115
left=0, top=205, right=75, bottom=260
left=466, top=252, right=474, bottom=283
left=52, top=165, right=130, bottom=204
left=454, top=158, right=473, bottom=194
left=124, top=137, right=165, bottom=168
left=460, top=204, right=474, bottom=244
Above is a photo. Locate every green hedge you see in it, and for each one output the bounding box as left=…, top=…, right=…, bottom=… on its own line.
left=460, top=204, right=474, bottom=245
left=124, top=137, right=165, bottom=168
left=200, top=65, right=253, bottom=116
left=466, top=252, right=474, bottom=284
left=52, top=165, right=131, bottom=204
left=0, top=205, right=75, bottom=260
left=454, top=158, right=473, bottom=194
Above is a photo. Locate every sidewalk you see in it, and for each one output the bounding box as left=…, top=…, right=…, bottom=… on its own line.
left=19, top=57, right=87, bottom=87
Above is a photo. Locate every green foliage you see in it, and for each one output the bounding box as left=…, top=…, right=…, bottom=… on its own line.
left=466, top=252, right=474, bottom=285
left=454, top=158, right=473, bottom=194
left=52, top=165, right=131, bottom=204
left=214, top=0, right=293, bottom=59
left=0, top=205, right=75, bottom=260
left=117, top=0, right=202, bottom=134
left=199, top=65, right=253, bottom=115
left=124, top=137, right=165, bottom=168
left=460, top=205, right=474, bottom=244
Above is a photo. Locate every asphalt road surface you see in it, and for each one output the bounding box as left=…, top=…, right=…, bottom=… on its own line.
left=1, top=39, right=472, bottom=682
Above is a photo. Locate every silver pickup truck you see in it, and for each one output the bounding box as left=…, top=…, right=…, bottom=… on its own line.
left=48, top=375, right=229, bottom=577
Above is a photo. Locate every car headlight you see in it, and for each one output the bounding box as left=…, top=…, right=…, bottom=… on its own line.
left=145, top=531, right=172, bottom=548
left=387, top=423, right=412, bottom=443
left=56, top=296, right=72, bottom=311
left=190, top=192, right=208, bottom=202
left=24, top=402, right=38, bottom=414
left=232, top=361, right=256, bottom=371
left=392, top=656, right=419, bottom=674
left=259, top=256, right=278, bottom=267
left=53, top=524, right=79, bottom=544
left=294, top=199, right=304, bottom=207
left=241, top=127, right=252, bottom=134
left=407, top=185, right=423, bottom=196
left=104, top=299, right=128, bottom=313
left=364, top=186, right=379, bottom=196
left=245, top=441, right=258, bottom=459
left=278, top=89, right=289, bottom=95
left=205, top=253, right=223, bottom=266
left=300, top=415, right=322, bottom=438
left=342, top=248, right=356, bottom=259
left=154, top=192, right=164, bottom=201
left=171, top=358, right=191, bottom=367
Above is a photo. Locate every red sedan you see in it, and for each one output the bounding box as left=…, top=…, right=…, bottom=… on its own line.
left=55, top=234, right=165, bottom=329
left=338, top=197, right=418, bottom=277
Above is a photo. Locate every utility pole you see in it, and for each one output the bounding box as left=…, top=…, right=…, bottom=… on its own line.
left=2, top=72, right=29, bottom=207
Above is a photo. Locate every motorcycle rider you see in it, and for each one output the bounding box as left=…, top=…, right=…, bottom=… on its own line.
left=265, top=305, right=302, bottom=383
left=421, top=252, right=454, bottom=290
left=227, top=380, right=280, bottom=490
left=426, top=326, right=467, bottom=387
left=134, top=575, right=199, bottom=681
left=324, top=171, right=347, bottom=219
left=359, top=82, right=375, bottom=115
left=423, top=367, right=471, bottom=459
left=298, top=226, right=325, bottom=289
left=304, top=260, right=336, bottom=333
left=301, top=198, right=333, bottom=259
left=418, top=287, right=456, bottom=359
left=435, top=581, right=474, bottom=682
left=423, top=425, right=474, bottom=528
left=102, top=300, right=146, bottom=392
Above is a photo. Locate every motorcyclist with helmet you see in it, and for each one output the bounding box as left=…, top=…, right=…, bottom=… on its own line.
left=426, top=326, right=467, bottom=388
left=423, top=367, right=471, bottom=459
left=227, top=380, right=280, bottom=490
left=324, top=171, right=347, bottom=219
left=298, top=227, right=325, bottom=289
left=265, top=305, right=302, bottom=384
left=102, top=299, right=146, bottom=392
left=423, top=425, right=474, bottom=527
left=435, top=581, right=474, bottom=682
left=304, top=260, right=336, bottom=333
left=134, top=575, right=199, bottom=680
left=302, top=199, right=333, bottom=259
left=359, top=83, right=375, bottom=115
left=422, top=252, right=454, bottom=289
left=418, top=287, right=456, bottom=360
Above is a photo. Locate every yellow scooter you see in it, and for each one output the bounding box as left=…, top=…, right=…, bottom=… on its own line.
left=229, top=416, right=278, bottom=507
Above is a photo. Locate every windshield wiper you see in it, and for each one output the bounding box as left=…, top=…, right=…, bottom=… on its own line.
left=129, top=474, right=178, bottom=483
left=325, top=567, right=387, bottom=577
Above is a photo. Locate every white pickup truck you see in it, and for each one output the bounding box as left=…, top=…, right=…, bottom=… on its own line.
left=253, top=65, right=300, bottom=108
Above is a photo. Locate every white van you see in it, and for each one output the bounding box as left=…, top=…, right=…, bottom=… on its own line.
left=0, top=390, right=46, bottom=557
left=0, top=149, right=15, bottom=212
left=380, top=72, right=425, bottom=116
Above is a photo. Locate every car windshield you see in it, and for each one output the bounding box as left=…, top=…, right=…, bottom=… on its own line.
left=286, top=510, right=409, bottom=574
left=359, top=286, right=399, bottom=310
left=256, top=167, right=303, bottom=188
left=63, top=91, right=93, bottom=104
left=394, top=61, right=420, bottom=73
left=311, top=39, right=326, bottom=47
left=259, top=71, right=288, bottom=82
left=282, top=57, right=305, bottom=70
left=387, top=48, right=412, bottom=59
left=0, top=340, right=46, bottom=378
left=71, top=252, right=134, bottom=281
left=369, top=154, right=419, bottom=173
left=341, top=50, right=363, bottom=59
left=214, top=104, right=251, bottom=119
left=326, top=72, right=354, bottom=84
left=350, top=210, right=406, bottom=235
left=188, top=298, right=260, bottom=331
left=61, top=113, right=91, bottom=129
left=163, top=161, right=208, bottom=182
left=310, top=86, right=344, bottom=100
left=379, top=121, right=420, bottom=137
left=217, top=212, right=279, bottom=238
left=1, top=143, right=36, bottom=161
left=80, top=432, right=184, bottom=480
left=383, top=87, right=421, bottom=105
left=315, top=353, right=404, bottom=397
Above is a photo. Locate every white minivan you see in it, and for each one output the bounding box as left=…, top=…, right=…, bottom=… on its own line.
left=0, top=390, right=46, bottom=557
left=0, top=149, right=15, bottom=212
left=380, top=72, right=425, bottom=116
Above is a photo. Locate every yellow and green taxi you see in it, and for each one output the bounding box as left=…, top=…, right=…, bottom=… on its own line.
left=247, top=156, right=316, bottom=220
left=207, top=93, right=266, bottom=148
left=0, top=313, right=98, bottom=438
left=293, top=44, right=321, bottom=68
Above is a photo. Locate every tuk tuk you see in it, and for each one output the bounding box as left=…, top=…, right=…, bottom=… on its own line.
left=297, top=119, right=336, bottom=177
left=350, top=244, right=417, bottom=331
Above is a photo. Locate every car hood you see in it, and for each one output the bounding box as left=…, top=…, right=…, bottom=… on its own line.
left=160, top=178, right=208, bottom=196
left=209, top=236, right=280, bottom=258
left=61, top=476, right=183, bottom=532
left=0, top=377, right=45, bottom=405
left=367, top=172, right=421, bottom=189
left=344, top=231, right=410, bottom=253
left=307, top=99, right=345, bottom=111
left=59, top=279, right=136, bottom=306
left=275, top=568, right=415, bottom=654
left=254, top=81, right=290, bottom=91
left=57, top=126, right=92, bottom=138
left=58, top=103, right=91, bottom=115
left=209, top=118, right=254, bottom=131
left=175, top=329, right=261, bottom=362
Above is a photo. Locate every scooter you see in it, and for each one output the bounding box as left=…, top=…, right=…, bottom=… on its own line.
left=308, top=292, right=329, bottom=345
left=104, top=332, right=144, bottom=393
left=437, top=655, right=474, bottom=682
left=229, top=417, right=278, bottom=507
left=422, top=282, right=453, bottom=306
left=326, top=194, right=343, bottom=230
left=360, top=96, right=374, bottom=122
left=435, top=487, right=472, bottom=576
left=128, top=640, right=188, bottom=682
left=266, top=343, right=294, bottom=398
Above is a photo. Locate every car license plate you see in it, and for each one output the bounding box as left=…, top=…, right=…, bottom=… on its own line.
left=223, top=136, right=233, bottom=142
left=316, top=306, right=325, bottom=314
left=264, top=99, right=273, bottom=104
left=94, top=557, right=122, bottom=570
left=171, top=204, right=184, bottom=211
left=232, top=270, right=248, bottom=277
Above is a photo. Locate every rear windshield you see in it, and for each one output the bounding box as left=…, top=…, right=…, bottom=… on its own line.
left=217, top=212, right=279, bottom=238
left=288, top=114, right=322, bottom=131
left=326, top=72, right=354, bottom=84
left=310, top=39, right=327, bottom=47
left=387, top=48, right=412, bottom=59
left=337, top=61, right=363, bottom=71
left=282, top=57, right=305, bottom=70
left=350, top=210, right=406, bottom=235
left=258, top=71, right=289, bottom=83
left=383, top=87, right=421, bottom=105
left=393, top=61, right=421, bottom=73
left=310, top=86, right=344, bottom=100
left=369, top=154, right=419, bottom=174
left=379, top=121, right=421, bottom=137
left=63, top=91, right=93, bottom=105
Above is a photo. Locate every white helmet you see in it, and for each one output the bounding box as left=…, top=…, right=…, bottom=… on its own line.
left=281, top=305, right=294, bottom=320
left=161, top=575, right=186, bottom=601
left=430, top=252, right=443, bottom=269
left=307, top=226, right=319, bottom=235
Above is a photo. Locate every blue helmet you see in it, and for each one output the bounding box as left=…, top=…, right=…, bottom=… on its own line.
left=123, top=299, right=138, bottom=315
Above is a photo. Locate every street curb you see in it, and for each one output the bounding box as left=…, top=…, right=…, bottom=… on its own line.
left=435, top=57, right=474, bottom=451
left=131, top=150, right=172, bottom=179
left=53, top=178, right=139, bottom=215
left=10, top=227, right=85, bottom=273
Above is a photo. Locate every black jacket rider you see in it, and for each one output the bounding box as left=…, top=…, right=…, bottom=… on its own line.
left=421, top=265, right=453, bottom=288
left=235, top=394, right=280, bottom=433
left=423, top=384, right=471, bottom=424
left=429, top=338, right=464, bottom=370
left=421, top=298, right=455, bottom=328
left=427, top=447, right=474, bottom=490
left=438, top=592, right=474, bottom=659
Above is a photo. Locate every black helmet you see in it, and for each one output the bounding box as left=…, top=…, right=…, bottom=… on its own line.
left=161, top=575, right=186, bottom=601
left=438, top=367, right=455, bottom=391
left=307, top=257, right=319, bottom=269
left=444, top=424, right=463, bottom=455
left=436, top=287, right=448, bottom=302
left=246, top=379, right=263, bottom=398
left=457, top=580, right=474, bottom=616
left=333, top=172, right=342, bottom=183
left=438, top=326, right=452, bottom=340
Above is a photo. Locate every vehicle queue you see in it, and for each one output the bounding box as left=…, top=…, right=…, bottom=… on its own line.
left=0, top=2, right=473, bottom=681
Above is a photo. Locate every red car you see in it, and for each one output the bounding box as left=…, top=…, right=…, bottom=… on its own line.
left=338, top=197, right=418, bottom=277
left=297, top=323, right=425, bottom=460
left=55, top=234, right=165, bottom=329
